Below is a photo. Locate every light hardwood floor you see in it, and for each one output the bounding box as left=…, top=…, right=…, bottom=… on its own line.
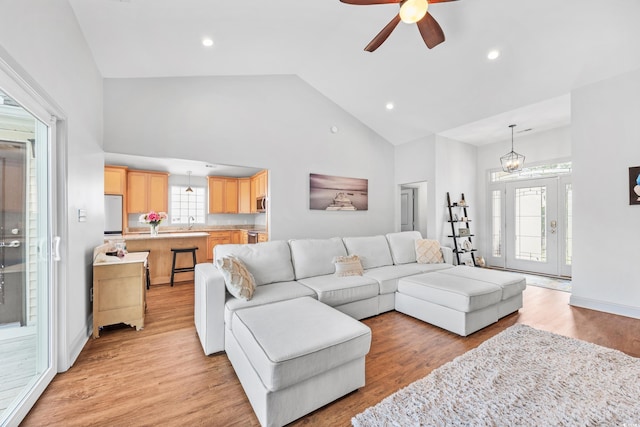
left=21, top=283, right=640, bottom=427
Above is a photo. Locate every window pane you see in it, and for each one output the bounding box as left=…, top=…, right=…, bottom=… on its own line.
left=565, top=183, right=572, bottom=265
left=170, top=186, right=205, bottom=224
left=491, top=190, right=502, bottom=257
left=491, top=161, right=572, bottom=182
left=514, top=186, right=547, bottom=262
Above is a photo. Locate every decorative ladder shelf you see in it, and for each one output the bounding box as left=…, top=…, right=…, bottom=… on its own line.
left=446, top=192, right=477, bottom=267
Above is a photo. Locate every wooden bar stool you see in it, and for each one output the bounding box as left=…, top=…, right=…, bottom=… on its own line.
left=170, top=247, right=198, bottom=287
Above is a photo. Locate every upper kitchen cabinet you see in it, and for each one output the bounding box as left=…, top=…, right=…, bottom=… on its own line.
left=250, top=170, right=268, bottom=213
left=238, top=178, right=251, bottom=214
left=104, top=165, right=128, bottom=195
left=208, top=177, right=238, bottom=214
left=127, top=169, right=169, bottom=213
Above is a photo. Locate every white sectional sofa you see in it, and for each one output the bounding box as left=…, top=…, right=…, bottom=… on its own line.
left=194, top=231, right=526, bottom=427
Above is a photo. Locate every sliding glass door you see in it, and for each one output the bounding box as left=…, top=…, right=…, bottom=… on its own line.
left=0, top=85, right=56, bottom=425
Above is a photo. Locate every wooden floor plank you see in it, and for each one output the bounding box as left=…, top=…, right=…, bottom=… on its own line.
left=21, top=283, right=640, bottom=427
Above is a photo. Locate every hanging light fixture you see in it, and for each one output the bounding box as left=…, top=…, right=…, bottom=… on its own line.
left=186, top=171, right=193, bottom=193
left=399, top=0, right=428, bottom=24
left=500, top=124, right=525, bottom=173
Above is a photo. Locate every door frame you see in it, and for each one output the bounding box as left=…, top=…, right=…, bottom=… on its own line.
left=0, top=48, right=67, bottom=425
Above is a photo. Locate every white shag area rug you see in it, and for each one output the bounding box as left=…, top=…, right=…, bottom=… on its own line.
left=352, top=324, right=640, bottom=426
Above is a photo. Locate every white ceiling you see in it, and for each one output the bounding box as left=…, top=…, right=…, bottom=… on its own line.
left=69, top=0, right=640, bottom=146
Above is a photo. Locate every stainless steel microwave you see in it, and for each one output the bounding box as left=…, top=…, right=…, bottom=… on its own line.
left=256, top=196, right=267, bottom=212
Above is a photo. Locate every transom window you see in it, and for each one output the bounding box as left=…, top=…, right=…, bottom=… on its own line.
left=170, top=185, right=205, bottom=224
left=491, top=161, right=572, bottom=182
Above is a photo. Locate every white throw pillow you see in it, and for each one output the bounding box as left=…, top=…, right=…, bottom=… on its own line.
left=415, top=239, right=444, bottom=264
left=215, top=255, right=256, bottom=300
left=333, top=255, right=364, bottom=277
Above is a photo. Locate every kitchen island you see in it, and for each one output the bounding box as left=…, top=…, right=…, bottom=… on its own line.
left=124, top=232, right=209, bottom=286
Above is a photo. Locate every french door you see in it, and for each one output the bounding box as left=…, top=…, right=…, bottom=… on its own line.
left=491, top=175, right=572, bottom=277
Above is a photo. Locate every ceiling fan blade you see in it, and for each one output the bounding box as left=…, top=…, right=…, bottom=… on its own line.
left=365, top=14, right=402, bottom=52
left=340, top=0, right=400, bottom=4
left=417, top=12, right=445, bottom=49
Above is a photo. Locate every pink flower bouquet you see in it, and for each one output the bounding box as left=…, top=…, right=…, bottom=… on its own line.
left=139, top=211, right=168, bottom=226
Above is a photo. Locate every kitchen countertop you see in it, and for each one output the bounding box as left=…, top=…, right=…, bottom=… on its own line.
left=122, top=232, right=210, bottom=241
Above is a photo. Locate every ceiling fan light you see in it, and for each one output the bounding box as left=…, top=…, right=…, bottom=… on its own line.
left=399, top=0, right=428, bottom=24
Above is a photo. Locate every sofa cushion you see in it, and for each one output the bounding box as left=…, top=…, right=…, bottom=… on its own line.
left=415, top=239, right=444, bottom=264
left=214, top=240, right=295, bottom=286
left=231, top=297, right=371, bottom=392
left=289, top=237, right=347, bottom=280
left=438, top=266, right=526, bottom=300
left=398, top=272, right=502, bottom=313
left=297, top=274, right=379, bottom=307
left=386, top=231, right=423, bottom=265
left=224, top=281, right=316, bottom=327
left=364, top=263, right=451, bottom=295
left=334, top=255, right=364, bottom=277
left=342, top=235, right=393, bottom=270
left=215, top=255, right=256, bottom=301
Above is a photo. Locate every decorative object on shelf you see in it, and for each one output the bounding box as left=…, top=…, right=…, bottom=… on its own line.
left=452, top=213, right=459, bottom=221
left=500, top=124, right=525, bottom=173
left=464, top=258, right=474, bottom=266
left=458, top=199, right=467, bottom=207
left=459, top=228, right=470, bottom=237
left=139, top=211, right=168, bottom=236
left=462, top=239, right=472, bottom=251
left=629, top=166, right=640, bottom=205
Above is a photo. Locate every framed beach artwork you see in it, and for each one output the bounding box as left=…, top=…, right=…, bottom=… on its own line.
left=309, top=173, right=368, bottom=211
left=630, top=166, right=640, bottom=205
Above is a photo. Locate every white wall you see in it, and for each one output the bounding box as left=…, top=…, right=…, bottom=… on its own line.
left=0, top=0, right=104, bottom=371
left=570, top=68, right=640, bottom=319
left=394, top=134, right=478, bottom=256
left=475, top=126, right=572, bottom=262
left=0, top=0, right=104, bottom=370
left=103, top=75, right=395, bottom=240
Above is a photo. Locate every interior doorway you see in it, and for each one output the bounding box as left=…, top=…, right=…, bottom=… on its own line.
left=399, top=182, right=428, bottom=236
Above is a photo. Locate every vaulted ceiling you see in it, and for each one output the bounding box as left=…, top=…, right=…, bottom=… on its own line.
left=69, top=0, right=640, bottom=146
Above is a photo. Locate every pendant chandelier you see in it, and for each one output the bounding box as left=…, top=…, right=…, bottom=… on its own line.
left=500, top=124, right=525, bottom=173
left=186, top=170, right=193, bottom=193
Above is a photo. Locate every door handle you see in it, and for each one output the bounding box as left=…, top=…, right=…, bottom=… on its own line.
left=550, top=220, right=557, bottom=234
left=0, top=240, right=20, bottom=248
left=53, top=236, right=61, bottom=261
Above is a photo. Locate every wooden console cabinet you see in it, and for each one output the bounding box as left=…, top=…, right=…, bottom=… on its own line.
left=92, top=252, right=148, bottom=338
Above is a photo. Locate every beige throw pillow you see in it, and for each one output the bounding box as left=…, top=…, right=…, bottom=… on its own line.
left=215, top=255, right=256, bottom=301
left=415, top=239, right=444, bottom=264
left=334, top=254, right=364, bottom=277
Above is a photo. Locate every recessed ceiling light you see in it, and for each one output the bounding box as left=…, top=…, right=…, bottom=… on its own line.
left=202, top=38, right=214, bottom=47
left=487, top=49, right=500, bottom=60
left=386, top=102, right=395, bottom=110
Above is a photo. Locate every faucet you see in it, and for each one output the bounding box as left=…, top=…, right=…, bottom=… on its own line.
left=188, top=216, right=195, bottom=230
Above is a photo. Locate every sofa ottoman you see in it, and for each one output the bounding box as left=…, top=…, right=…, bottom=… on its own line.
left=438, top=266, right=527, bottom=317
left=225, top=296, right=372, bottom=427
left=396, top=272, right=503, bottom=336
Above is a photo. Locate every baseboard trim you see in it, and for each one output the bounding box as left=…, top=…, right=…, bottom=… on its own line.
left=61, top=317, right=91, bottom=372
left=569, top=295, right=640, bottom=320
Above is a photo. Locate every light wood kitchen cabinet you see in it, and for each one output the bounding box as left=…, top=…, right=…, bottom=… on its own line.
left=250, top=170, right=268, bottom=213
left=207, top=231, right=232, bottom=260
left=208, top=177, right=238, bottom=214
left=127, top=169, right=169, bottom=213
left=258, top=232, right=268, bottom=243
left=92, top=252, right=148, bottom=338
left=240, top=230, right=249, bottom=244
left=231, top=230, right=242, bottom=244
left=238, top=178, right=251, bottom=214
left=104, top=165, right=128, bottom=195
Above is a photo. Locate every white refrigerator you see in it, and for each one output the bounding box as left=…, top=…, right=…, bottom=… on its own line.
left=104, top=194, right=123, bottom=235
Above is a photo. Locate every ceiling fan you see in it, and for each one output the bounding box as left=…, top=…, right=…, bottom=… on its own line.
left=340, top=0, right=457, bottom=52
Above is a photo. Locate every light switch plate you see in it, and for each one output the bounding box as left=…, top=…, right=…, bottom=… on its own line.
left=78, top=209, right=87, bottom=222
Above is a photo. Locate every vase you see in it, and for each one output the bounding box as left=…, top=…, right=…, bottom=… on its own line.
left=150, top=224, right=158, bottom=236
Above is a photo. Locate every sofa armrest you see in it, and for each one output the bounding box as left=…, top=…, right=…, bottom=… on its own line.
left=440, top=246, right=454, bottom=265
left=194, top=263, right=226, bottom=355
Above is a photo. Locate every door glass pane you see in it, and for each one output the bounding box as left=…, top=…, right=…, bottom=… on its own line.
left=565, top=183, right=572, bottom=265
left=514, top=186, right=547, bottom=262
left=0, top=89, right=50, bottom=423
left=491, top=190, right=502, bottom=257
